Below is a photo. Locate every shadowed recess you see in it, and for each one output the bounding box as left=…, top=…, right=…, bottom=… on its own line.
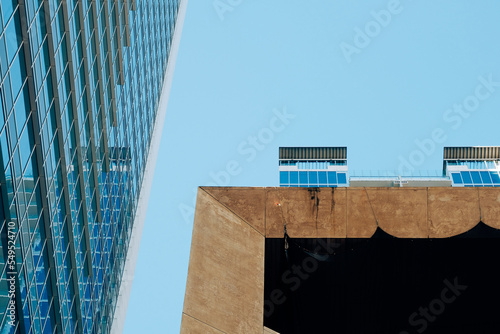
left=264, top=223, right=500, bottom=334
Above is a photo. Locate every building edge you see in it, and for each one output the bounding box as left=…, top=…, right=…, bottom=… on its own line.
left=110, top=0, right=189, bottom=332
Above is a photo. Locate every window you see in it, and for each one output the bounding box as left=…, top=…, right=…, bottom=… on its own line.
left=327, top=171, right=337, bottom=184
left=308, top=171, right=318, bottom=184
left=451, top=173, right=463, bottom=184
left=471, top=171, right=482, bottom=184
left=318, top=171, right=327, bottom=184
left=299, top=171, right=308, bottom=185
left=279, top=171, right=288, bottom=184
left=490, top=172, right=500, bottom=184
left=337, top=173, right=347, bottom=184
left=480, top=171, right=492, bottom=184
left=461, top=171, right=472, bottom=184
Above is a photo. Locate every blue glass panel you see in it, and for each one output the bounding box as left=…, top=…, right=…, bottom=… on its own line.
left=279, top=171, right=288, bottom=184
left=6, top=10, right=22, bottom=64
left=2, top=0, right=15, bottom=25
left=280, top=184, right=288, bottom=187
left=319, top=184, right=328, bottom=188
left=490, top=172, right=500, bottom=184
left=23, top=302, right=31, bottom=332
left=0, top=37, right=8, bottom=78
left=289, top=185, right=298, bottom=187
left=337, top=173, right=347, bottom=184
left=299, top=171, right=308, bottom=184
left=308, top=171, right=318, bottom=184
left=451, top=173, right=462, bottom=184
left=1, top=131, right=8, bottom=169
left=464, top=184, right=474, bottom=187
left=460, top=171, right=472, bottom=184
left=289, top=171, right=298, bottom=184
left=480, top=171, right=492, bottom=184
left=327, top=171, right=337, bottom=184
left=11, top=49, right=27, bottom=100
left=470, top=171, right=482, bottom=184
left=318, top=171, right=327, bottom=184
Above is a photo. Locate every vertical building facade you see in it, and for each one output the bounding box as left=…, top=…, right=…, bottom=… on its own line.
left=0, top=0, right=186, bottom=333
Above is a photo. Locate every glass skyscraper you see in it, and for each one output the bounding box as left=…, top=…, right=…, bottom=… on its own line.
left=0, top=0, right=186, bottom=333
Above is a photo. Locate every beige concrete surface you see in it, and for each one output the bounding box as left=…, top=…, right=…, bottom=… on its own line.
left=204, top=187, right=267, bottom=236
left=180, top=314, right=225, bottom=334
left=365, top=188, right=428, bottom=238
left=478, top=187, right=500, bottom=229
left=346, top=188, right=378, bottom=238
left=265, top=187, right=346, bottom=238
left=182, top=189, right=265, bottom=333
left=427, top=187, right=480, bottom=237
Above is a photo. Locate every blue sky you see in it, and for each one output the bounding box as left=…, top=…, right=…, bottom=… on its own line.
left=124, top=1, right=500, bottom=332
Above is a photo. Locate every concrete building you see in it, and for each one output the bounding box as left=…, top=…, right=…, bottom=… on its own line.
left=181, top=185, right=500, bottom=333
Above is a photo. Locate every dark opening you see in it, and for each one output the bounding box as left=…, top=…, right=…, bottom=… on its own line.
left=264, top=223, right=500, bottom=334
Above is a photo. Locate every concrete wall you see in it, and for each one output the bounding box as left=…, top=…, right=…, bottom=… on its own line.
left=181, top=187, right=500, bottom=333
left=181, top=188, right=265, bottom=333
